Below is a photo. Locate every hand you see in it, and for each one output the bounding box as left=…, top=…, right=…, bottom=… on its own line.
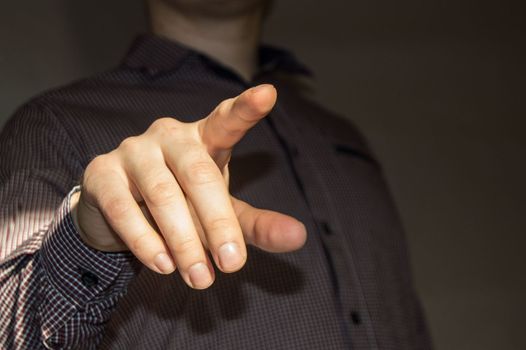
left=70, top=84, right=307, bottom=289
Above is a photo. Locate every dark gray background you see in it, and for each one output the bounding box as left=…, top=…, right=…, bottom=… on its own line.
left=1, top=1, right=525, bottom=349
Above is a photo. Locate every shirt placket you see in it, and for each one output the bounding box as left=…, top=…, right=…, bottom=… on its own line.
left=265, top=100, right=379, bottom=350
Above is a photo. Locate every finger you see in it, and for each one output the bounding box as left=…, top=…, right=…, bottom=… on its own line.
left=89, top=169, right=176, bottom=275
left=231, top=196, right=307, bottom=253
left=197, top=84, right=277, bottom=168
left=165, top=142, right=247, bottom=273
left=139, top=194, right=215, bottom=289
left=125, top=150, right=214, bottom=289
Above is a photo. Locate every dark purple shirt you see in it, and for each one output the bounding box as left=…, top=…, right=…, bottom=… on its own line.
left=0, top=34, right=432, bottom=349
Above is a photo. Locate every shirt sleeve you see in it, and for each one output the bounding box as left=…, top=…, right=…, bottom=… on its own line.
left=0, top=101, right=140, bottom=349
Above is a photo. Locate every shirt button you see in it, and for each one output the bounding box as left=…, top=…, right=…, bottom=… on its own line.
left=320, top=221, right=333, bottom=235
left=350, top=311, right=362, bottom=325
left=81, top=271, right=99, bottom=288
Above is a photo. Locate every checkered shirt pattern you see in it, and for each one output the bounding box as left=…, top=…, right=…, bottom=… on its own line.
left=0, top=34, right=432, bottom=349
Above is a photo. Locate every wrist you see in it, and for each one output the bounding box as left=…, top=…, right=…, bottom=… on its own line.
left=71, top=189, right=129, bottom=252
left=70, top=190, right=93, bottom=248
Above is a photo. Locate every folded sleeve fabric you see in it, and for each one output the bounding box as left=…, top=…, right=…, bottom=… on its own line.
left=0, top=103, right=139, bottom=349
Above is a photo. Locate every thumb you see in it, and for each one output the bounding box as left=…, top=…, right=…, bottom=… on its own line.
left=231, top=196, right=307, bottom=253
left=197, top=84, right=277, bottom=169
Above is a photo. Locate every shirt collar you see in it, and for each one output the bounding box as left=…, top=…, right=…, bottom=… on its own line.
left=121, top=33, right=312, bottom=77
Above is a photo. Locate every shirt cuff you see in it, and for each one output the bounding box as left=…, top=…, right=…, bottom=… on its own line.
left=40, top=185, right=140, bottom=308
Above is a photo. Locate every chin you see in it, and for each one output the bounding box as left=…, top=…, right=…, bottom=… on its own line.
left=160, top=0, right=271, bottom=18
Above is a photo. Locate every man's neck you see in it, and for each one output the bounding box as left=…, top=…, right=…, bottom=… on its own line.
left=148, top=3, right=264, bottom=82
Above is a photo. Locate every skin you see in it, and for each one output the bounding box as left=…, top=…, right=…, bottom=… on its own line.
left=70, top=0, right=307, bottom=290
left=147, top=0, right=267, bottom=81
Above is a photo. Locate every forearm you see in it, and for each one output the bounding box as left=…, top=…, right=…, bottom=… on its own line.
left=0, top=187, right=139, bottom=349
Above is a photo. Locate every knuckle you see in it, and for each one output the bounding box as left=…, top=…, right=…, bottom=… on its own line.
left=211, top=99, right=233, bottom=122
left=183, top=161, right=220, bottom=186
left=118, top=136, right=141, bottom=153
left=149, top=117, right=182, bottom=137
left=144, top=181, right=179, bottom=207
left=130, top=232, right=152, bottom=255
left=148, top=117, right=196, bottom=143
left=85, top=155, right=107, bottom=177
left=184, top=161, right=219, bottom=186
left=216, top=98, right=234, bottom=114
left=151, top=117, right=176, bottom=131
left=207, top=217, right=234, bottom=234
left=101, top=196, right=132, bottom=219
left=171, top=236, right=199, bottom=257
left=83, top=155, right=113, bottom=191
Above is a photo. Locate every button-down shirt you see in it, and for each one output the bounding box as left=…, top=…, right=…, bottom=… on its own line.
left=0, top=34, right=432, bottom=349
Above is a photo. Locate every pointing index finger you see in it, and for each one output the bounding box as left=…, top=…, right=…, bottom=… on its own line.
left=197, top=84, right=277, bottom=166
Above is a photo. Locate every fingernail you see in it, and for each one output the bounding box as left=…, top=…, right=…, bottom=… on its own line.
left=188, top=262, right=213, bottom=289
left=154, top=253, right=176, bottom=274
left=218, top=242, right=244, bottom=271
